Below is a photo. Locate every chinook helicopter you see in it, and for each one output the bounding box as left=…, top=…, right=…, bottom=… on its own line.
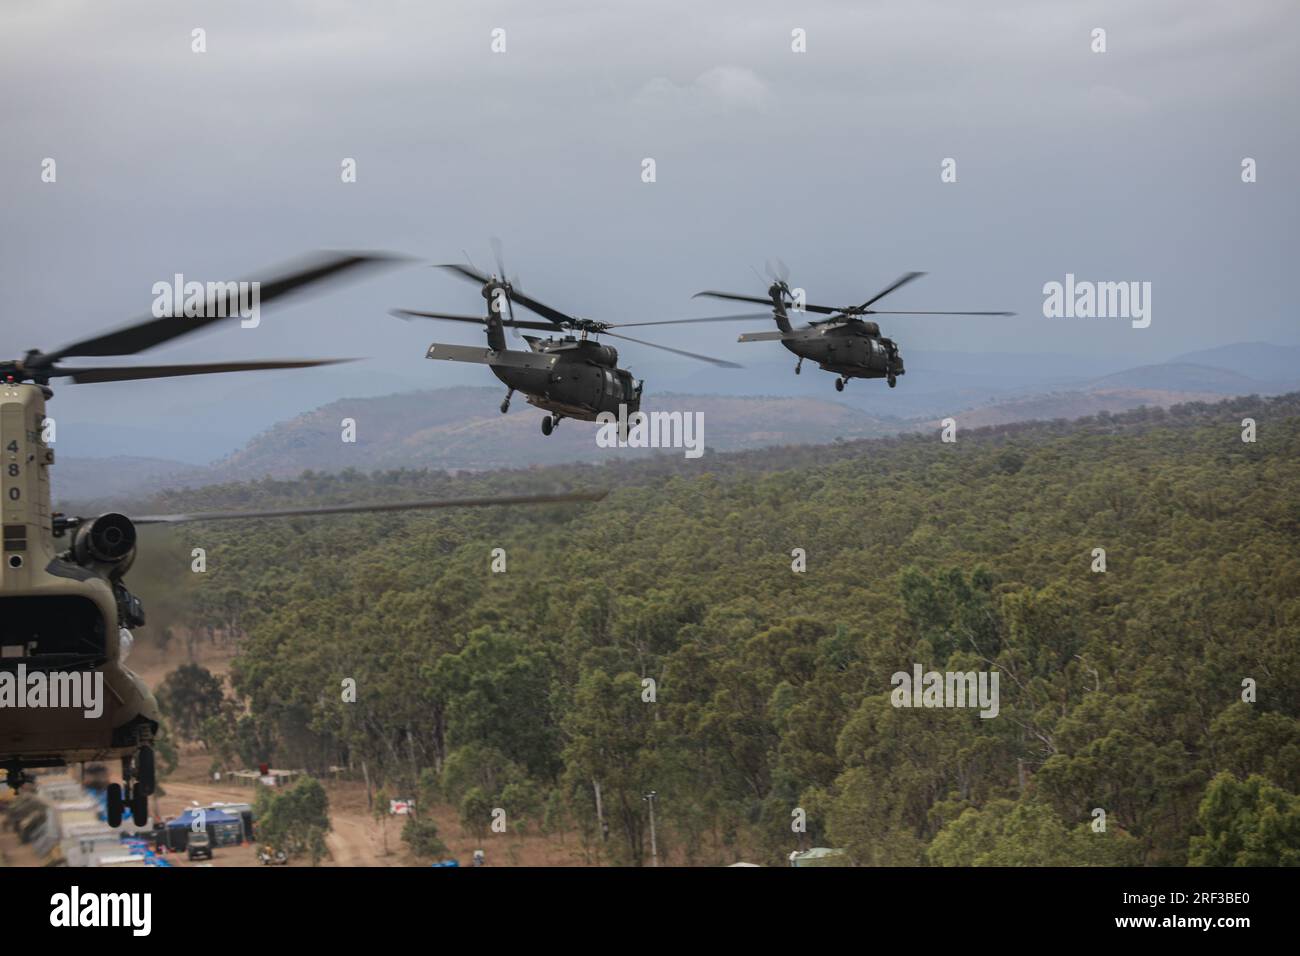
left=1, top=252, right=602, bottom=827
left=393, top=242, right=749, bottom=435
left=695, top=264, right=1015, bottom=392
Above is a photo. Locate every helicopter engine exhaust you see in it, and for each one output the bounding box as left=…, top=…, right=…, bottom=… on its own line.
left=73, top=513, right=138, bottom=570
left=586, top=343, right=619, bottom=367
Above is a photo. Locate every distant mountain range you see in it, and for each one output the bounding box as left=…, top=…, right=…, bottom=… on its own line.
left=53, top=342, right=1300, bottom=506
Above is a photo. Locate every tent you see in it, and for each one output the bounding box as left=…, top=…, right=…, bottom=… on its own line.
left=164, top=808, right=244, bottom=850
left=789, top=847, right=851, bottom=867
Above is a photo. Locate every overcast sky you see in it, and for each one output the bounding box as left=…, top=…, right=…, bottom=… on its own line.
left=2, top=0, right=1296, bottom=450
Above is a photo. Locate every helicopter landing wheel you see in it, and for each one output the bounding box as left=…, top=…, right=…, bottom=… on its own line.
left=106, top=783, right=124, bottom=828
left=541, top=415, right=553, bottom=436
left=136, top=745, right=156, bottom=795
left=835, top=377, right=845, bottom=392
left=130, top=785, right=150, bottom=826
left=888, top=374, right=897, bottom=388
left=2, top=764, right=31, bottom=792
left=795, top=361, right=802, bottom=375
left=500, top=388, right=513, bottom=415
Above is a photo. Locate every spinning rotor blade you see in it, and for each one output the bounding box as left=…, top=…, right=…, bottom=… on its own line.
left=39, top=253, right=402, bottom=366
left=132, top=490, right=608, bottom=525
left=603, top=331, right=742, bottom=368
left=488, top=237, right=519, bottom=325
left=499, top=286, right=576, bottom=327
left=858, top=271, right=926, bottom=310
left=693, top=290, right=774, bottom=307
left=764, top=258, right=791, bottom=283
left=606, top=312, right=772, bottom=328
left=507, top=273, right=525, bottom=338
left=489, top=237, right=508, bottom=278
left=436, top=262, right=493, bottom=285
left=437, top=258, right=573, bottom=328
left=865, top=310, right=1017, bottom=316
left=57, top=358, right=354, bottom=385
left=391, top=309, right=558, bottom=331
left=786, top=302, right=842, bottom=316
left=698, top=272, right=1012, bottom=323
left=393, top=308, right=491, bottom=323
left=695, top=290, right=840, bottom=316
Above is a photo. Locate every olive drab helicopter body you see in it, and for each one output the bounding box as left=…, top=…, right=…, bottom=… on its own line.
left=426, top=274, right=645, bottom=432
left=695, top=264, right=1015, bottom=392
left=1, top=380, right=154, bottom=797
left=1, top=252, right=602, bottom=828
left=394, top=241, right=745, bottom=435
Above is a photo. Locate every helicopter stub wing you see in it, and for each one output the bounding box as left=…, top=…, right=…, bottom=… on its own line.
left=737, top=329, right=818, bottom=343
left=425, top=343, right=560, bottom=370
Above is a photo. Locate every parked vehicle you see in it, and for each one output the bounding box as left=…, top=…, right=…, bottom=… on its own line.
left=187, top=831, right=213, bottom=861
left=258, top=845, right=288, bottom=865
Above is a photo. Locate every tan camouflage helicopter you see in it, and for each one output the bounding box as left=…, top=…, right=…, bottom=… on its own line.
left=0, top=253, right=602, bottom=827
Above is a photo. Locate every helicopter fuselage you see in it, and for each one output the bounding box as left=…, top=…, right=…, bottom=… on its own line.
left=1, top=382, right=159, bottom=783
left=718, top=273, right=1010, bottom=390
left=427, top=334, right=643, bottom=423
left=778, top=318, right=905, bottom=382
left=413, top=268, right=742, bottom=432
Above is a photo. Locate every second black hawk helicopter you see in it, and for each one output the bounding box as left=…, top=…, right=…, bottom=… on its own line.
left=695, top=263, right=1015, bottom=391
left=393, top=242, right=750, bottom=435
left=1, top=251, right=603, bottom=827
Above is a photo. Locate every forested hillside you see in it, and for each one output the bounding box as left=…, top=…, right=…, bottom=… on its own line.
left=140, top=393, right=1300, bottom=865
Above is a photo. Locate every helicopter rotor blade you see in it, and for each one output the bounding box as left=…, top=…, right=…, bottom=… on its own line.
left=693, top=290, right=774, bottom=307
left=488, top=236, right=519, bottom=326
left=36, top=253, right=404, bottom=367
left=602, top=331, right=742, bottom=368
left=501, top=286, right=577, bottom=328
left=787, top=301, right=842, bottom=316
left=489, top=237, right=507, bottom=277
left=857, top=271, right=927, bottom=311
left=865, top=310, right=1018, bottom=316
left=605, top=312, right=772, bottom=328
left=436, top=262, right=494, bottom=285
left=131, top=490, right=608, bottom=525
left=391, top=309, right=558, bottom=331
left=437, top=261, right=572, bottom=328
left=392, top=309, right=489, bottom=324
left=507, top=274, right=525, bottom=338
left=55, top=358, right=355, bottom=385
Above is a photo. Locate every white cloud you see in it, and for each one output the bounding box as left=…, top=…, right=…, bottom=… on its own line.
left=634, top=66, right=771, bottom=113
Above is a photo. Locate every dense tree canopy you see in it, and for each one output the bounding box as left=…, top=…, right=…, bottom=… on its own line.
left=135, top=393, right=1300, bottom=865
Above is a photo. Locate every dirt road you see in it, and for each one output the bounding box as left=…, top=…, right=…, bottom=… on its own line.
left=158, top=774, right=394, bottom=867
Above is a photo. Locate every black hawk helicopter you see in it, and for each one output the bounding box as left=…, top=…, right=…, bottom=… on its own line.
left=695, top=263, right=1015, bottom=392
left=1, top=252, right=602, bottom=827
left=393, top=241, right=748, bottom=435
